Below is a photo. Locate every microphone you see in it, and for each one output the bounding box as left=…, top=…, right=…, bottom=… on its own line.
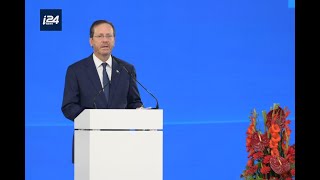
left=114, top=59, right=159, bottom=109
left=92, top=82, right=110, bottom=109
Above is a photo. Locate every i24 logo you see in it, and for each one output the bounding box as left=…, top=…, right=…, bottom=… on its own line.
left=43, top=15, right=59, bottom=25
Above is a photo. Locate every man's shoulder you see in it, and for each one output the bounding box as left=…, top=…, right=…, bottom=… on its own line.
left=112, top=55, right=133, bottom=67
left=69, top=54, right=93, bottom=69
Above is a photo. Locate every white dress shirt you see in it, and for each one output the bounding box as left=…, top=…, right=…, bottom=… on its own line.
left=93, top=54, right=112, bottom=88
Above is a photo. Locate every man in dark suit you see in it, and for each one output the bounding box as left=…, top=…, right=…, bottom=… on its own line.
left=61, top=20, right=144, bottom=163
left=62, top=19, right=143, bottom=121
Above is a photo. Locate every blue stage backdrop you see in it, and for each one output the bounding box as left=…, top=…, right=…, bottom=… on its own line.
left=26, top=0, right=295, bottom=179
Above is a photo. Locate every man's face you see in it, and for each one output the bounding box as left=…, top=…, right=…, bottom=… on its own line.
left=90, top=23, right=115, bottom=58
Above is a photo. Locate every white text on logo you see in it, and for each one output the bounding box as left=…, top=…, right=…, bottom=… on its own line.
left=43, top=15, right=59, bottom=25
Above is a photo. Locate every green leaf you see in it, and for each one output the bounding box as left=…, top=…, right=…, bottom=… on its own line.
left=246, top=176, right=254, bottom=180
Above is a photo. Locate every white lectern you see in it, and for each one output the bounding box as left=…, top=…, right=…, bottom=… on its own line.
left=74, top=109, right=163, bottom=180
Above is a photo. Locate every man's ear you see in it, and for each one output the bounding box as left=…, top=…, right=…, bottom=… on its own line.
left=89, top=38, right=93, bottom=47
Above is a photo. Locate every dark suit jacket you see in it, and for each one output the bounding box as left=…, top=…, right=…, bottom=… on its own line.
left=61, top=54, right=143, bottom=121
left=62, top=54, right=143, bottom=163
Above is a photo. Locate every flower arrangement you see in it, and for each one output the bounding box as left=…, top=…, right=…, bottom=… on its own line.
left=240, top=104, right=295, bottom=180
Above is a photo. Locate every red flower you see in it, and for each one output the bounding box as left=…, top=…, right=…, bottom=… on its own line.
left=250, top=132, right=269, bottom=152
left=263, top=155, right=272, bottom=164
left=252, top=151, right=264, bottom=160
left=266, top=106, right=286, bottom=128
left=270, top=156, right=291, bottom=174
left=247, top=165, right=258, bottom=175
left=260, top=166, right=271, bottom=174
left=241, top=104, right=295, bottom=179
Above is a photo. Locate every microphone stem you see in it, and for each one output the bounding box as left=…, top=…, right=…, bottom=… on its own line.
left=134, top=79, right=159, bottom=109
left=117, top=59, right=159, bottom=109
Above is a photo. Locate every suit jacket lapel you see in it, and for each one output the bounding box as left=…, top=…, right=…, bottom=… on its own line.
left=85, top=55, right=102, bottom=93
left=109, top=57, right=122, bottom=105
left=84, top=55, right=108, bottom=107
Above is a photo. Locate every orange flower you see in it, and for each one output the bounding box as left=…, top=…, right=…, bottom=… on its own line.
left=246, top=137, right=251, bottom=147
left=284, top=107, right=290, bottom=117
left=270, top=124, right=281, bottom=133
left=271, top=148, right=279, bottom=156
left=271, top=133, right=281, bottom=142
left=269, top=140, right=278, bottom=148
left=247, top=159, right=253, bottom=167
